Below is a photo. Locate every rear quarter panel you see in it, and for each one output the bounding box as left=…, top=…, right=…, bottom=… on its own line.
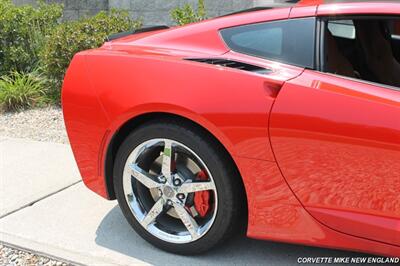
left=85, top=50, right=285, bottom=162
left=63, top=47, right=300, bottom=201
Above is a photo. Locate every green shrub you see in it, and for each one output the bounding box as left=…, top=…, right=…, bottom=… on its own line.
left=171, top=0, right=206, bottom=26
left=0, top=0, right=63, bottom=75
left=40, top=9, right=141, bottom=101
left=0, top=70, right=48, bottom=111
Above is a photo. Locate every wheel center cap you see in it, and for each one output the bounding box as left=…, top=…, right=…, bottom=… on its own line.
left=163, top=186, right=175, bottom=198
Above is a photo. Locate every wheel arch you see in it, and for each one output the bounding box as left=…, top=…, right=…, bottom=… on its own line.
left=104, top=111, right=247, bottom=213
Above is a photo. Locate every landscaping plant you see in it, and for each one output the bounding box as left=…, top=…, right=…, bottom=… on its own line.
left=171, top=0, right=206, bottom=26
left=40, top=9, right=142, bottom=102
left=0, top=0, right=63, bottom=75
left=0, top=70, right=48, bottom=111
left=0, top=0, right=207, bottom=111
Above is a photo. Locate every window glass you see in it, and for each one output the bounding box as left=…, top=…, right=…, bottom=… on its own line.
left=221, top=18, right=316, bottom=68
left=231, top=28, right=283, bottom=56
left=324, top=17, right=400, bottom=88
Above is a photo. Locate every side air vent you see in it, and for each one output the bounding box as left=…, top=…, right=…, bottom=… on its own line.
left=186, top=58, right=272, bottom=75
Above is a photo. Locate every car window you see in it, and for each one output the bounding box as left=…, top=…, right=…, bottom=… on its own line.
left=220, top=18, right=316, bottom=68
left=324, top=17, right=400, bottom=88
left=230, top=27, right=283, bottom=56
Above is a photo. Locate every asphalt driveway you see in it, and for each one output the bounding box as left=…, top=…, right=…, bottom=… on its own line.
left=0, top=137, right=368, bottom=265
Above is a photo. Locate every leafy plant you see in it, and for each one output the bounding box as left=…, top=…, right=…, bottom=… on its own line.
left=40, top=9, right=142, bottom=102
left=0, top=0, right=63, bottom=75
left=171, top=0, right=206, bottom=26
left=0, top=70, right=48, bottom=111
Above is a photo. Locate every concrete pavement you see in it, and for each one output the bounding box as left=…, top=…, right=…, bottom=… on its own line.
left=0, top=137, right=80, bottom=218
left=0, top=137, right=364, bottom=265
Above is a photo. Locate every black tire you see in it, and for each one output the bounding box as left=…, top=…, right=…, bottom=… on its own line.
left=113, top=119, right=245, bottom=255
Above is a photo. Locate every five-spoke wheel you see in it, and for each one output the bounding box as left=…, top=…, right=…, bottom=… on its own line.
left=114, top=120, right=244, bottom=254
left=123, top=139, right=217, bottom=243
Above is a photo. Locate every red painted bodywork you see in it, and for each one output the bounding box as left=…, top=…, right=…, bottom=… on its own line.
left=62, top=1, right=400, bottom=257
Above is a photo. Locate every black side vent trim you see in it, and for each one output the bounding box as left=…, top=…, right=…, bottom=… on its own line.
left=186, top=58, right=272, bottom=74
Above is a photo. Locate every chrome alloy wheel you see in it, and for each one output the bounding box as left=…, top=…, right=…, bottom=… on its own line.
left=122, top=139, right=218, bottom=244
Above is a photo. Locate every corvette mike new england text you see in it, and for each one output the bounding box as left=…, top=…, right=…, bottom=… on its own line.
left=297, top=257, right=400, bottom=264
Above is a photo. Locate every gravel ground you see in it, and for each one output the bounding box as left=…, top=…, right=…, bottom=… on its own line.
left=0, top=107, right=68, bottom=144
left=0, top=244, right=73, bottom=266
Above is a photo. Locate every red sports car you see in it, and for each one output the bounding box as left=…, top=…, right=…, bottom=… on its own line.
left=62, top=0, right=400, bottom=256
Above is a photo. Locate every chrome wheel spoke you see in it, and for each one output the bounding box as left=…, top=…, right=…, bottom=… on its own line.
left=173, top=202, right=200, bottom=240
left=178, top=181, right=215, bottom=194
left=130, top=163, right=161, bottom=189
left=123, top=138, right=217, bottom=244
left=161, top=140, right=173, bottom=182
left=141, top=198, right=165, bottom=228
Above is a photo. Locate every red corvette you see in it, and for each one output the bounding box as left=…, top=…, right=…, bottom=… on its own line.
left=62, top=0, right=400, bottom=256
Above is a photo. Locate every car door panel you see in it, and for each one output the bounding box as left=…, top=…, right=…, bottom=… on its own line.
left=269, top=70, right=400, bottom=246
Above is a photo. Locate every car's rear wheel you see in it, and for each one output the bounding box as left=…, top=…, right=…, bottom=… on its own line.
left=114, top=120, right=244, bottom=254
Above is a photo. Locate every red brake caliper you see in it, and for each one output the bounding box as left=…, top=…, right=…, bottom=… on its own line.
left=193, top=170, right=210, bottom=217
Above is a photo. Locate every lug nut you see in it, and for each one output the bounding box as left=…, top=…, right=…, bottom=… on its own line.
left=173, top=179, right=182, bottom=186
left=167, top=200, right=173, bottom=206
left=177, top=193, right=185, bottom=200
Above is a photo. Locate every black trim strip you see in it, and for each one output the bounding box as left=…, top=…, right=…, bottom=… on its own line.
left=106, top=25, right=169, bottom=41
